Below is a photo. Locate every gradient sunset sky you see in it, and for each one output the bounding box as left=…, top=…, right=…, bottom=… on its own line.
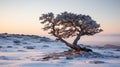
left=0, top=0, right=120, bottom=35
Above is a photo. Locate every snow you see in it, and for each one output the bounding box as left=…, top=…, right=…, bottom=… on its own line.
left=0, top=33, right=120, bottom=67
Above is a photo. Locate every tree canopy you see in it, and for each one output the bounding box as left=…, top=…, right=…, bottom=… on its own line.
left=39, top=12, right=103, bottom=51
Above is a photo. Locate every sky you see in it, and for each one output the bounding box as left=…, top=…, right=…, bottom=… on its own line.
left=0, top=0, right=120, bottom=36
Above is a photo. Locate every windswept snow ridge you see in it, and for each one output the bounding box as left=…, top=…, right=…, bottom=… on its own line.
left=0, top=33, right=120, bottom=67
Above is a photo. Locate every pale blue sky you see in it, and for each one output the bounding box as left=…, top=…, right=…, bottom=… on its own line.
left=0, top=0, right=120, bottom=35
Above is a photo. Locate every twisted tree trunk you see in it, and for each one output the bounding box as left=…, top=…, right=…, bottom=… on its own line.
left=57, top=33, right=92, bottom=52
left=58, top=36, right=82, bottom=51
left=52, top=22, right=92, bottom=52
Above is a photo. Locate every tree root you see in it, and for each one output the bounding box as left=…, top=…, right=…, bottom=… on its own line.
left=42, top=49, right=91, bottom=61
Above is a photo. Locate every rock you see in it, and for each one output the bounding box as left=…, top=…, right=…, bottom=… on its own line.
left=24, top=46, right=35, bottom=49
left=17, top=50, right=26, bottom=52
left=66, top=56, right=73, bottom=60
left=13, top=40, right=20, bottom=43
left=7, top=46, right=12, bottom=48
left=42, top=56, right=51, bottom=61
left=81, top=47, right=92, bottom=52
left=0, top=46, right=2, bottom=48
left=89, top=60, right=105, bottom=64
left=114, top=49, right=120, bottom=51
left=42, top=45, right=49, bottom=48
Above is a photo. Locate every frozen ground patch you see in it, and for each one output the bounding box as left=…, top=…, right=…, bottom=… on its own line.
left=0, top=33, right=120, bottom=67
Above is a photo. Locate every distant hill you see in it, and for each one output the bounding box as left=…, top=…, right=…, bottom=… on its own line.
left=0, top=33, right=54, bottom=42
left=103, top=44, right=120, bottom=49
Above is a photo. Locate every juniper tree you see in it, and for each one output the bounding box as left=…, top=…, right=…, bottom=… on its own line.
left=39, top=12, right=103, bottom=51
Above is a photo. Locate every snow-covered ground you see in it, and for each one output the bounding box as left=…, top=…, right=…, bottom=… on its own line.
left=0, top=33, right=120, bottom=67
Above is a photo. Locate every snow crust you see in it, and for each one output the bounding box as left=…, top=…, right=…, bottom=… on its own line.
left=0, top=33, right=120, bottom=67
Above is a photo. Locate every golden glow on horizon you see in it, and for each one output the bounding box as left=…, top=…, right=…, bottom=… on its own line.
left=0, top=18, right=120, bottom=35
left=0, top=19, right=47, bottom=35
